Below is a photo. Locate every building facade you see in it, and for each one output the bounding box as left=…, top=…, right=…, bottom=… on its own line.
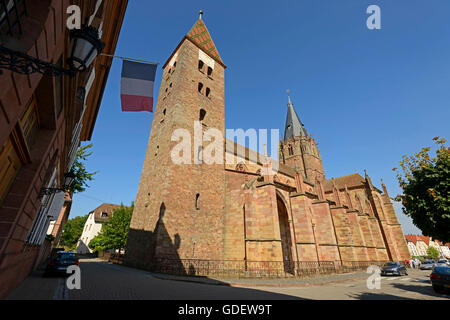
left=406, top=235, right=450, bottom=259
left=77, top=203, right=120, bottom=254
left=125, top=17, right=410, bottom=274
left=0, top=0, right=128, bottom=298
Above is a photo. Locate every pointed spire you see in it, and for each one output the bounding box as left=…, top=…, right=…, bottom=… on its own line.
left=284, top=90, right=307, bottom=140
left=186, top=14, right=223, bottom=65
left=364, top=169, right=374, bottom=191
left=381, top=179, right=390, bottom=197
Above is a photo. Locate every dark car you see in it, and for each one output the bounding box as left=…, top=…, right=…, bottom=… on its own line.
left=44, top=252, right=79, bottom=277
left=381, top=262, right=408, bottom=276
left=430, top=266, right=450, bottom=294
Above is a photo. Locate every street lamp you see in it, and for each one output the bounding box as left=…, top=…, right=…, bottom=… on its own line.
left=0, top=26, right=104, bottom=77
left=39, top=171, right=76, bottom=198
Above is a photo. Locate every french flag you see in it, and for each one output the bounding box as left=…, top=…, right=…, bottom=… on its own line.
left=121, top=60, right=157, bottom=112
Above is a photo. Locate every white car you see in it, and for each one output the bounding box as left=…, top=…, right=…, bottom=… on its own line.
left=437, top=259, right=450, bottom=266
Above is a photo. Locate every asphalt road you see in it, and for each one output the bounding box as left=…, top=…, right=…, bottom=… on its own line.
left=5, top=259, right=449, bottom=300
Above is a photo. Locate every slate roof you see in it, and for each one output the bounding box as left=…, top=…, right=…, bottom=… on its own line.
left=284, top=96, right=307, bottom=140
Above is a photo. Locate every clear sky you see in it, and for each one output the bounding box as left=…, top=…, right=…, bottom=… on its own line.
left=70, top=0, right=450, bottom=236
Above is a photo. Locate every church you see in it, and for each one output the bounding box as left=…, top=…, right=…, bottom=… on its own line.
left=124, top=16, right=410, bottom=274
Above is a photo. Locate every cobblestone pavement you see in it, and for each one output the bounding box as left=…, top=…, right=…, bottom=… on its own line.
left=5, top=259, right=449, bottom=300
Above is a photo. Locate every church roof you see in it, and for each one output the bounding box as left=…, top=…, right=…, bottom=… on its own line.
left=187, top=18, right=224, bottom=65
left=163, top=17, right=225, bottom=69
left=323, top=173, right=366, bottom=191
left=284, top=96, right=307, bottom=140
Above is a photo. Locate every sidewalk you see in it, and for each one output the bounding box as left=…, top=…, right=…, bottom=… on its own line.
left=147, top=269, right=370, bottom=288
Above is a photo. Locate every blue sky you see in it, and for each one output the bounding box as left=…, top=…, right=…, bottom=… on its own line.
left=71, top=0, right=450, bottom=236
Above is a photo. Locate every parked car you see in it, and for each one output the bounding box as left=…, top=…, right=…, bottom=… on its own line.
left=437, top=259, right=450, bottom=266
left=381, top=262, right=408, bottom=276
left=430, top=266, right=450, bottom=294
left=420, top=260, right=437, bottom=270
left=44, top=252, right=79, bottom=277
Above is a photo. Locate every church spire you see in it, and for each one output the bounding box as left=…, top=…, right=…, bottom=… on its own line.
left=284, top=91, right=307, bottom=140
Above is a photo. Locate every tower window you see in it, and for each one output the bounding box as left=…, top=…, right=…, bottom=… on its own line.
left=198, top=60, right=204, bottom=71
left=170, top=83, right=173, bottom=88
left=207, top=67, right=213, bottom=77
left=206, top=88, right=211, bottom=97
left=173, top=61, right=177, bottom=68
left=195, top=194, right=200, bottom=210
left=163, top=109, right=166, bottom=116
left=198, top=82, right=204, bottom=93
left=199, top=109, right=206, bottom=122
left=288, top=145, right=294, bottom=156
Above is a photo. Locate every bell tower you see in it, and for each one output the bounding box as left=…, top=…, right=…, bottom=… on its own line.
left=279, top=94, right=325, bottom=182
left=126, top=14, right=227, bottom=266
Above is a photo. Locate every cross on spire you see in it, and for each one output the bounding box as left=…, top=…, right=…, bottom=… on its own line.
left=199, top=10, right=203, bottom=20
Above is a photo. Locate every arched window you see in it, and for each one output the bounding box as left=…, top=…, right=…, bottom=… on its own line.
left=207, top=66, right=213, bottom=77
left=163, top=109, right=166, bottom=116
left=206, top=88, right=211, bottom=97
left=198, top=82, right=203, bottom=93
left=199, top=109, right=206, bottom=122
left=288, top=145, right=294, bottom=156
left=198, top=60, right=204, bottom=71
left=173, top=61, right=177, bottom=68
left=195, top=194, right=200, bottom=210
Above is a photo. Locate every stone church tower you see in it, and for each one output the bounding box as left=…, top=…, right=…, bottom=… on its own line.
left=279, top=96, right=325, bottom=182
left=126, top=16, right=227, bottom=267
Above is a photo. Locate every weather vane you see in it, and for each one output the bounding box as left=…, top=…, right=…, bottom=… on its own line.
left=199, top=10, right=203, bottom=20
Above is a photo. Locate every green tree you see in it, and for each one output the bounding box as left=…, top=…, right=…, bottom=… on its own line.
left=60, top=215, right=88, bottom=250
left=393, top=137, right=450, bottom=242
left=89, top=204, right=134, bottom=253
left=426, top=247, right=440, bottom=260
left=70, top=143, right=98, bottom=194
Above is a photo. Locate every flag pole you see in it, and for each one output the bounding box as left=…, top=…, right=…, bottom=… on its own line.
left=100, top=53, right=160, bottom=65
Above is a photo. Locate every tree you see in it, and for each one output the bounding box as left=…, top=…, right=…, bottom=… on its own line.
left=393, top=137, right=450, bottom=242
left=89, top=204, right=134, bottom=253
left=426, top=247, right=440, bottom=260
left=60, top=215, right=88, bottom=250
left=70, top=143, right=98, bottom=194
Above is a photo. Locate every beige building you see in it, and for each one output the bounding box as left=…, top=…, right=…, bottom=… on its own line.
left=77, top=204, right=120, bottom=254
left=405, top=235, right=449, bottom=259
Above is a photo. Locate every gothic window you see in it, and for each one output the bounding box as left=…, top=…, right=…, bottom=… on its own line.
left=206, top=88, right=211, bottom=98
left=163, top=109, right=166, bottom=116
left=195, top=194, right=200, bottom=210
left=207, top=66, right=213, bottom=77
left=288, top=145, right=294, bottom=156
left=198, top=60, right=204, bottom=71
left=198, top=82, right=203, bottom=94
left=173, top=61, right=177, bottom=68
left=199, top=109, right=206, bottom=122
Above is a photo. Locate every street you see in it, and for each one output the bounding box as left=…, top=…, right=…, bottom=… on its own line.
left=5, top=259, right=449, bottom=300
